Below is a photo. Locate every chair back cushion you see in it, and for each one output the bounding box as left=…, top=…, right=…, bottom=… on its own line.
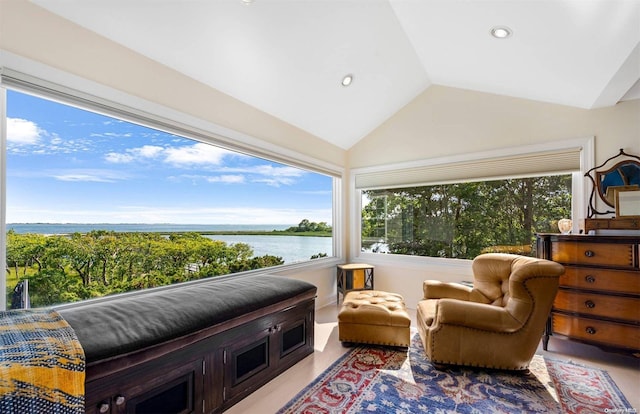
left=472, top=253, right=564, bottom=324
left=470, top=255, right=513, bottom=306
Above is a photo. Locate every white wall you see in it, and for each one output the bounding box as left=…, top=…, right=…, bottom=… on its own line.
left=347, top=85, right=640, bottom=307
left=0, top=0, right=347, bottom=310
left=349, top=85, right=640, bottom=169
left=2, top=0, right=639, bottom=309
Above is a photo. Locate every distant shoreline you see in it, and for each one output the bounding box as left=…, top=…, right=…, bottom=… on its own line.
left=6, top=223, right=331, bottom=237
left=193, top=230, right=331, bottom=237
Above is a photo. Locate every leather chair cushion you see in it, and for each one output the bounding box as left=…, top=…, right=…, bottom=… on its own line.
left=416, top=298, right=438, bottom=328
left=338, top=291, right=410, bottom=327
left=338, top=290, right=411, bottom=347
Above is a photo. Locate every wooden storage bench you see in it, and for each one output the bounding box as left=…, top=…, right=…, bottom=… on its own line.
left=57, top=274, right=317, bottom=413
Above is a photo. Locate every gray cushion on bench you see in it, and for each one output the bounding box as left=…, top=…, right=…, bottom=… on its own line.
left=58, top=274, right=316, bottom=363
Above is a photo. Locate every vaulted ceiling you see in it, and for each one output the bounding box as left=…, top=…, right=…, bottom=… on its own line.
left=32, top=0, right=640, bottom=150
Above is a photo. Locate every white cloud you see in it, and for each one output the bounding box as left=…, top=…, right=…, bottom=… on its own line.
left=92, top=132, right=133, bottom=138
left=105, top=153, right=134, bottom=163
left=206, top=175, right=246, bottom=184
left=164, top=143, right=234, bottom=166
left=137, top=145, right=164, bottom=158
left=169, top=164, right=304, bottom=187
left=102, top=120, right=125, bottom=126
left=251, top=165, right=304, bottom=178
left=50, top=136, right=63, bottom=145
left=105, top=145, right=165, bottom=163
left=167, top=174, right=246, bottom=185
left=105, top=143, right=234, bottom=167
left=7, top=118, right=42, bottom=144
left=218, top=164, right=305, bottom=187
left=253, top=177, right=296, bottom=187
left=54, top=174, right=116, bottom=183
left=8, top=118, right=98, bottom=155
left=221, top=164, right=304, bottom=178
left=52, top=169, right=130, bottom=183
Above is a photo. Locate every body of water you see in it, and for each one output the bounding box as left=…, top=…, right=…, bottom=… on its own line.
left=209, top=235, right=331, bottom=264
left=6, top=223, right=333, bottom=264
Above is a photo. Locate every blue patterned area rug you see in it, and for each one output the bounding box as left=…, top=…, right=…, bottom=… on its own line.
left=278, top=333, right=632, bottom=414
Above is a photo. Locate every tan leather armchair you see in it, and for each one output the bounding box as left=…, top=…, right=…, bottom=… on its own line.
left=416, top=253, right=564, bottom=370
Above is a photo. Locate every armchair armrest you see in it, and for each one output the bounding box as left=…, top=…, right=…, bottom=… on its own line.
left=423, top=280, right=472, bottom=301
left=434, top=298, right=523, bottom=332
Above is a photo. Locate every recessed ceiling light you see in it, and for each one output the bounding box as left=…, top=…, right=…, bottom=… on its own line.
left=241, top=0, right=255, bottom=4
left=341, top=74, right=354, bottom=87
left=490, top=26, right=512, bottom=39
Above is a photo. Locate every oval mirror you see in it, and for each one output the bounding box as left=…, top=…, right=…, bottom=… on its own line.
left=596, top=160, right=640, bottom=207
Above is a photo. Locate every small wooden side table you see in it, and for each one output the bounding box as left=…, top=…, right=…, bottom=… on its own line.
left=337, top=263, right=374, bottom=303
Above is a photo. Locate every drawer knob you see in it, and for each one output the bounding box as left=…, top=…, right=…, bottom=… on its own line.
left=586, top=326, right=597, bottom=335
left=115, top=395, right=126, bottom=406
left=584, top=250, right=595, bottom=258
left=585, top=275, right=596, bottom=283
left=98, top=403, right=110, bottom=413
left=585, top=300, right=596, bottom=309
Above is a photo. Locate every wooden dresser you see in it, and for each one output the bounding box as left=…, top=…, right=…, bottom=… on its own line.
left=537, top=234, right=640, bottom=354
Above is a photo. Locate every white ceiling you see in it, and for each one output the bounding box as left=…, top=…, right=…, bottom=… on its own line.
left=32, top=0, right=640, bottom=150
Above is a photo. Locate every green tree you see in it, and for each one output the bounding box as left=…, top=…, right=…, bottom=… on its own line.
left=362, top=175, right=571, bottom=259
left=286, top=219, right=332, bottom=233
left=6, top=230, right=293, bottom=308
left=6, top=231, right=47, bottom=276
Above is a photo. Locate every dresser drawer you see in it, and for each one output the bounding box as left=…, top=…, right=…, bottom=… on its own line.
left=554, top=290, right=640, bottom=322
left=552, top=313, right=640, bottom=351
left=559, top=267, right=640, bottom=295
left=551, top=241, right=636, bottom=269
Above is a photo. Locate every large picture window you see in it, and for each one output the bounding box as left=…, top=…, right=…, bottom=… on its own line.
left=361, top=175, right=572, bottom=259
left=3, top=89, right=335, bottom=309
left=354, top=139, right=591, bottom=262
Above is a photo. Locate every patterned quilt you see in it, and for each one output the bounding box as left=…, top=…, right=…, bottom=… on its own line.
left=0, top=309, right=85, bottom=414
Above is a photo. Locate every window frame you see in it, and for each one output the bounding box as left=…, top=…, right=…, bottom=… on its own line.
left=0, top=61, right=345, bottom=310
left=349, top=137, right=595, bottom=268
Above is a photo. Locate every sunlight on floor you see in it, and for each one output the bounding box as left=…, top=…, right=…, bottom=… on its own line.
left=379, top=355, right=416, bottom=385
left=313, top=321, right=338, bottom=352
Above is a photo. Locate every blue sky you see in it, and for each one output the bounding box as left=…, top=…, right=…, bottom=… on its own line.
left=6, top=90, right=333, bottom=225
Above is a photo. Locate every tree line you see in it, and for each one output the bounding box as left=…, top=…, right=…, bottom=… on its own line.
left=6, top=231, right=286, bottom=308
left=285, top=219, right=331, bottom=233
left=362, top=176, right=571, bottom=259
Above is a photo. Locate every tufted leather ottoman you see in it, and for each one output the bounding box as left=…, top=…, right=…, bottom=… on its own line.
left=338, top=290, right=411, bottom=348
